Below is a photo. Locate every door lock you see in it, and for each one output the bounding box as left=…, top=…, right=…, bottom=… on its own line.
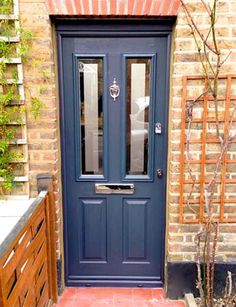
left=157, top=169, right=163, bottom=178
left=155, top=122, right=162, bottom=134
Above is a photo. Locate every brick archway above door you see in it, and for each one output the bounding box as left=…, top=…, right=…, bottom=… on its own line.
left=47, top=0, right=181, bottom=17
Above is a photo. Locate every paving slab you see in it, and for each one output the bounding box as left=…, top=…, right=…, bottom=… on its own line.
left=56, top=288, right=185, bottom=307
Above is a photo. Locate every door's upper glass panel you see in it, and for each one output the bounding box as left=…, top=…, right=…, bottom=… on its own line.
left=126, top=58, right=151, bottom=176
left=79, top=59, right=103, bottom=175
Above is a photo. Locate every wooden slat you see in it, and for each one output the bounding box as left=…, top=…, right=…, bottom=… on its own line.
left=31, top=207, right=45, bottom=236
left=6, top=255, right=35, bottom=306
left=2, top=231, right=31, bottom=284
left=0, top=276, right=5, bottom=306
left=36, top=262, right=47, bottom=290
left=184, top=179, right=236, bottom=184
left=179, top=75, right=236, bottom=223
left=185, top=159, right=236, bottom=164
left=45, top=196, right=53, bottom=302
left=222, top=218, right=236, bottom=223
left=2, top=218, right=45, bottom=284
left=183, top=198, right=236, bottom=204
left=0, top=58, right=21, bottom=64
left=22, top=288, right=36, bottom=307
left=1, top=273, right=16, bottom=302
left=7, top=228, right=47, bottom=306
left=183, top=217, right=236, bottom=224
left=182, top=218, right=200, bottom=223
left=185, top=138, right=236, bottom=144
left=46, top=188, right=58, bottom=302
left=0, top=36, right=20, bottom=42
left=37, top=280, right=49, bottom=307
left=199, top=80, right=208, bottom=222
left=19, top=272, right=36, bottom=306
left=0, top=14, right=18, bottom=20
left=186, top=95, right=236, bottom=102
left=191, top=117, right=236, bottom=123
left=220, top=76, right=231, bottom=222
left=0, top=191, right=58, bottom=307
left=35, top=252, right=48, bottom=302
left=186, top=74, right=236, bottom=80
left=36, top=274, right=49, bottom=304
left=0, top=202, right=43, bottom=266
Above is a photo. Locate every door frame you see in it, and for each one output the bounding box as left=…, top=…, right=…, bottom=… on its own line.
left=56, top=20, right=173, bottom=287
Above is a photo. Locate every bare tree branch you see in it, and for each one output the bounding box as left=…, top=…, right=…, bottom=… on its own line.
left=200, top=0, right=211, bottom=16
left=180, top=0, right=218, bottom=55
left=181, top=0, right=234, bottom=305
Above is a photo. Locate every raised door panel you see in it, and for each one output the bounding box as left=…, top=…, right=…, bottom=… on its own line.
left=123, top=199, right=149, bottom=263
left=79, top=199, right=107, bottom=263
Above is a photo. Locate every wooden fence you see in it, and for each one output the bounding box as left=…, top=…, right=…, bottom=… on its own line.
left=0, top=191, right=57, bottom=307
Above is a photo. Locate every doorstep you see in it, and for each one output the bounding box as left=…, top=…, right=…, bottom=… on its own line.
left=56, top=287, right=186, bottom=306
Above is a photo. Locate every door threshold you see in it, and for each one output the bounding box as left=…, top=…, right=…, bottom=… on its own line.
left=67, top=279, right=164, bottom=288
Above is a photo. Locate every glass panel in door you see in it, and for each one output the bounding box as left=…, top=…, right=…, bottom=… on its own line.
left=78, top=58, right=104, bottom=175
left=126, top=58, right=151, bottom=176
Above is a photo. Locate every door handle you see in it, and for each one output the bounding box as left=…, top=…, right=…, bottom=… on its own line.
left=157, top=169, right=163, bottom=178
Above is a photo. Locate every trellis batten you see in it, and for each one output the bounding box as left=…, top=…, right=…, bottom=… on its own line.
left=0, top=0, right=29, bottom=196
left=179, top=75, right=236, bottom=224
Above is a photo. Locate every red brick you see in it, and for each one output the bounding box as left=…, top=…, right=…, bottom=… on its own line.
left=151, top=0, right=162, bottom=15
left=91, top=0, right=98, bottom=15
left=128, top=0, right=135, bottom=15
left=170, top=0, right=181, bottom=15
left=162, top=0, right=172, bottom=15
left=46, top=0, right=181, bottom=16
left=118, top=0, right=125, bottom=15
left=110, top=0, right=116, bottom=15
left=47, top=0, right=56, bottom=14
left=134, top=0, right=143, bottom=16
left=101, top=0, right=108, bottom=16
left=143, top=0, right=152, bottom=15
left=82, top=0, right=89, bottom=15
left=74, top=0, right=82, bottom=15
left=64, top=0, right=74, bottom=15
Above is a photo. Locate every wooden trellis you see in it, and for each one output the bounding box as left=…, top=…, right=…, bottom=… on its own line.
left=0, top=0, right=29, bottom=197
left=179, top=75, right=236, bottom=223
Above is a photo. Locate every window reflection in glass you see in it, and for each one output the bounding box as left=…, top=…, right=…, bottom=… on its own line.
left=79, top=59, right=103, bottom=175
left=126, top=58, right=151, bottom=175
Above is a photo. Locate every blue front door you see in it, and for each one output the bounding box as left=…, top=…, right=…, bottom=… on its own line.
left=58, top=22, right=171, bottom=287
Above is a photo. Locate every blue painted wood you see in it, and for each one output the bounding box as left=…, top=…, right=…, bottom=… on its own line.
left=123, top=199, right=149, bottom=262
left=79, top=199, right=107, bottom=262
left=57, top=22, right=172, bottom=287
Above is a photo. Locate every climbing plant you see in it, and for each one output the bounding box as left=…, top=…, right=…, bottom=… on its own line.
left=180, top=0, right=235, bottom=306
left=0, top=0, right=13, bottom=14
left=0, top=0, right=44, bottom=195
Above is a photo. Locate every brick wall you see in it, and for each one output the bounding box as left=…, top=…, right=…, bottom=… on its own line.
left=18, top=0, right=236, bottom=272
left=19, top=0, right=63, bottom=258
left=168, top=0, right=236, bottom=263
